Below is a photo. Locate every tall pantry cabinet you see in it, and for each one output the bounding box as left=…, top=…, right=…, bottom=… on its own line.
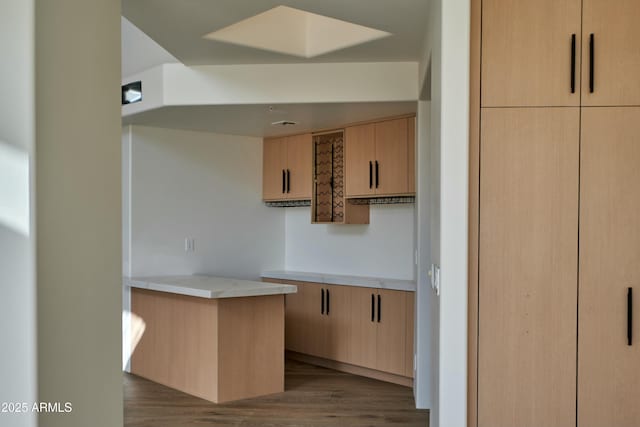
left=472, top=1, right=640, bottom=427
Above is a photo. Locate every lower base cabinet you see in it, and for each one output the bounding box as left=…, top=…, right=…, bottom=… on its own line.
left=271, top=279, right=415, bottom=380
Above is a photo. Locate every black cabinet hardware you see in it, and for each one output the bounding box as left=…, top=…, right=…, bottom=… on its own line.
left=321, top=288, right=325, bottom=315
left=375, top=161, right=379, bottom=188
left=286, top=169, right=291, bottom=193
left=628, top=287, right=633, bottom=346
left=371, top=294, right=375, bottom=322
left=326, top=289, right=330, bottom=314
left=571, top=34, right=576, bottom=93
left=369, top=161, right=373, bottom=188
left=589, top=33, right=595, bottom=93
left=377, top=294, right=381, bottom=322
left=282, top=169, right=286, bottom=193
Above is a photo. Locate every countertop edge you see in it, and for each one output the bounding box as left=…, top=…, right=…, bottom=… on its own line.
left=261, top=271, right=417, bottom=292
left=124, top=277, right=297, bottom=299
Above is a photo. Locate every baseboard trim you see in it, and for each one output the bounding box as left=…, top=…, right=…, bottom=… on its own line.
left=286, top=351, right=413, bottom=388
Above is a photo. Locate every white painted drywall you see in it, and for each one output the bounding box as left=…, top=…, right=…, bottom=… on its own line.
left=35, top=1, right=123, bottom=426
left=415, top=0, right=470, bottom=425
left=414, top=0, right=443, bottom=420
left=122, top=17, right=178, bottom=77
left=122, top=62, right=419, bottom=116
left=438, top=0, right=470, bottom=425
left=415, top=99, right=441, bottom=416
left=284, top=205, right=415, bottom=280
left=128, top=126, right=285, bottom=279
left=122, top=126, right=133, bottom=371
left=0, top=2, right=36, bottom=427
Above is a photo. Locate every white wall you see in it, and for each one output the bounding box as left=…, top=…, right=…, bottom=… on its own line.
left=126, top=126, right=285, bottom=279
left=415, top=99, right=441, bottom=416
left=416, top=0, right=470, bottom=426
left=284, top=205, right=415, bottom=280
left=35, top=1, right=123, bottom=426
left=438, top=0, right=470, bottom=425
left=122, top=62, right=419, bottom=116
left=0, top=2, right=36, bottom=427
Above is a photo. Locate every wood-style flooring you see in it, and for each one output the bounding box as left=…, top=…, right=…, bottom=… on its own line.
left=124, top=359, right=429, bottom=426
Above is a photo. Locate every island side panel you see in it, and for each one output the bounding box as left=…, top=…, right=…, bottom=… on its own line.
left=130, top=288, right=219, bottom=402
left=217, top=295, right=285, bottom=403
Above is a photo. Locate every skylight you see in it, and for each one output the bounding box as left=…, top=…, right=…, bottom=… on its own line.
left=203, top=6, right=391, bottom=58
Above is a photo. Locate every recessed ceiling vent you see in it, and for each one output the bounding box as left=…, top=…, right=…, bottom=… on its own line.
left=271, top=120, right=298, bottom=126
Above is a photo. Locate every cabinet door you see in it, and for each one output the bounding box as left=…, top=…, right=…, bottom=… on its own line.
left=303, top=282, right=328, bottom=358
left=324, top=284, right=352, bottom=363
left=374, top=118, right=409, bottom=196
left=263, top=137, right=287, bottom=200
left=578, top=108, right=640, bottom=427
left=582, top=0, right=640, bottom=106
left=286, top=133, right=312, bottom=200
left=481, top=0, right=581, bottom=107
left=375, top=289, right=407, bottom=376
left=478, top=108, right=579, bottom=427
left=350, top=287, right=378, bottom=369
left=284, top=281, right=310, bottom=354
left=345, top=124, right=376, bottom=197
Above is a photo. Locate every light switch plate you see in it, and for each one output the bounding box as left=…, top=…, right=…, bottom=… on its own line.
left=430, top=264, right=441, bottom=296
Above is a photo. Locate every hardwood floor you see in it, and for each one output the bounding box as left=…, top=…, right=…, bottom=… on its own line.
left=124, top=359, right=429, bottom=426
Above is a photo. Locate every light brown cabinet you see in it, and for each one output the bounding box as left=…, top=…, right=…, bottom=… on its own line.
left=276, top=279, right=414, bottom=380
left=581, top=0, right=640, bottom=106
left=282, top=281, right=353, bottom=363
left=472, top=0, right=640, bottom=425
left=481, top=0, right=582, bottom=107
left=478, top=108, right=579, bottom=427
left=263, top=133, right=312, bottom=201
left=482, top=0, right=640, bottom=108
left=345, top=118, right=415, bottom=198
left=578, top=107, right=640, bottom=427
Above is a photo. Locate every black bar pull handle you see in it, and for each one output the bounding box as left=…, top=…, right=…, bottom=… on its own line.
left=326, top=289, right=330, bottom=315
left=377, top=294, right=381, bottom=323
left=321, top=288, right=325, bottom=315
left=282, top=169, right=286, bottom=193
left=375, top=161, right=379, bottom=188
left=628, top=287, right=633, bottom=346
left=371, top=294, right=375, bottom=322
left=570, top=34, right=576, bottom=93
left=286, top=169, right=291, bottom=193
left=589, top=33, right=595, bottom=93
left=369, top=161, right=373, bottom=188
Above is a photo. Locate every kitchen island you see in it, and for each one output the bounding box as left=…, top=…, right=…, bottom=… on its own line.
left=125, top=275, right=297, bottom=403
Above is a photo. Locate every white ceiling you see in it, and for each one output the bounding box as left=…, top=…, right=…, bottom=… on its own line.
left=121, top=102, right=417, bottom=138
left=121, top=17, right=178, bottom=77
left=122, top=0, right=430, bottom=65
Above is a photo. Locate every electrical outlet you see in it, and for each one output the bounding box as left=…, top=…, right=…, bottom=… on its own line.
left=184, top=238, right=195, bottom=252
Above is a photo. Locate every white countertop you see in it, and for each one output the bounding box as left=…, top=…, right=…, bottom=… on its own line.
left=124, top=275, right=297, bottom=299
left=261, top=270, right=416, bottom=292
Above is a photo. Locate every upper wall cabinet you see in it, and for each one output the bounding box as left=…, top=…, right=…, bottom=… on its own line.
left=482, top=0, right=582, bottom=107
left=482, top=0, right=640, bottom=108
left=345, top=117, right=415, bottom=198
left=582, top=0, right=640, bottom=106
left=263, top=134, right=312, bottom=201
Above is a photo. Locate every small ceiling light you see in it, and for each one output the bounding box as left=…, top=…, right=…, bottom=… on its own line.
left=271, top=120, right=298, bottom=126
